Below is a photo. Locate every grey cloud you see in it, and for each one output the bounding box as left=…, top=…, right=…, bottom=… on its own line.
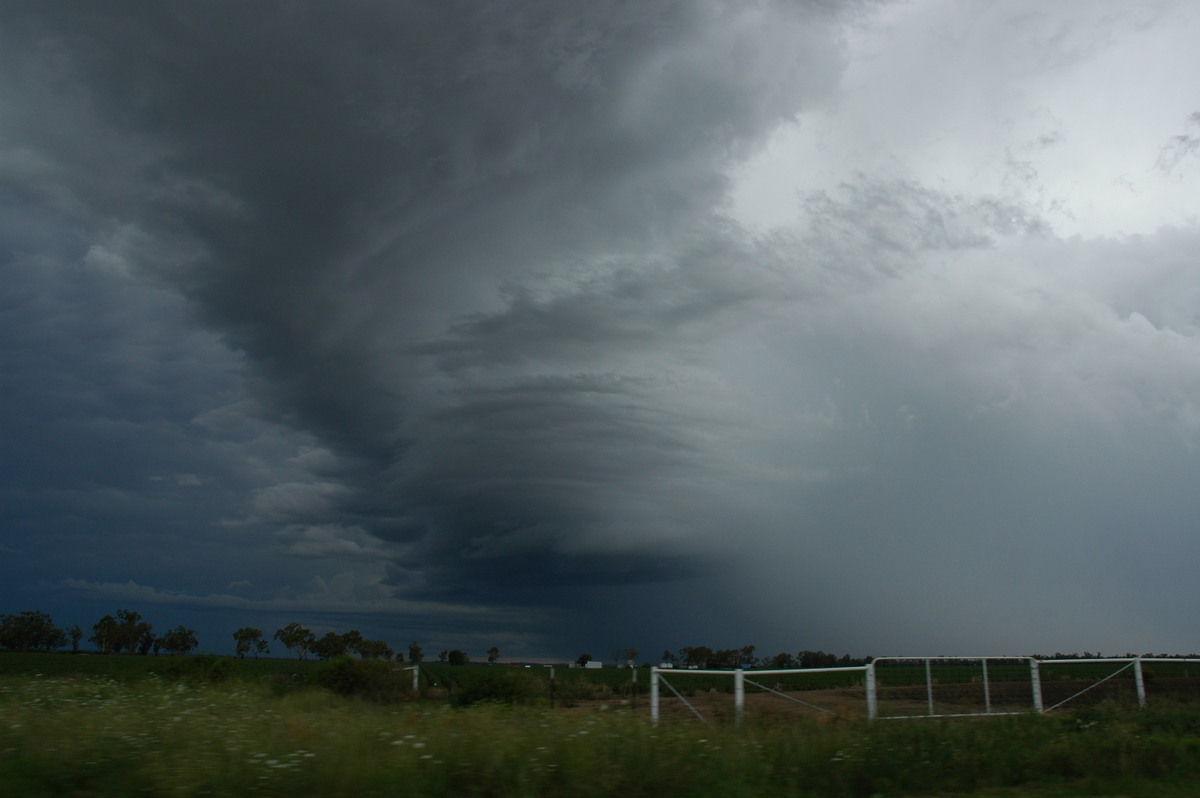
left=709, top=176, right=1200, bottom=653
left=6, top=0, right=1200, bottom=659
left=420, top=224, right=794, bottom=372
left=1, top=0, right=853, bottom=642
left=0, top=0, right=844, bottom=463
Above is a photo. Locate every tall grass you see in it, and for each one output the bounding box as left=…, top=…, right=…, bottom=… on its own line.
left=4, top=673, right=1200, bottom=796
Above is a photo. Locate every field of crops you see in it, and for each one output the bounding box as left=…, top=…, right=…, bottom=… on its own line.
left=6, top=652, right=1200, bottom=796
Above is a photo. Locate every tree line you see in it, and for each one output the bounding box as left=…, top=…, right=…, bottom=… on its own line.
left=0, top=609, right=198, bottom=656
left=0, top=609, right=501, bottom=665
left=3, top=610, right=825, bottom=671
left=648, top=646, right=870, bottom=670
left=260, top=624, right=503, bottom=666
left=13, top=608, right=1188, bottom=667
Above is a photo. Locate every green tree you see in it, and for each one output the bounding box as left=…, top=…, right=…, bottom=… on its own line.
left=274, top=623, right=315, bottom=660
left=706, top=646, right=756, bottom=669
left=437, top=649, right=448, bottom=663
left=69, top=624, right=83, bottom=653
left=114, top=609, right=152, bottom=654
left=408, top=641, right=423, bottom=663
left=90, top=615, right=120, bottom=653
left=341, top=630, right=364, bottom=656
left=799, top=650, right=838, bottom=668
left=311, top=631, right=349, bottom=660
left=160, top=626, right=198, bottom=655
left=232, top=627, right=265, bottom=659
left=447, top=649, right=469, bottom=666
left=487, top=646, right=500, bottom=664
left=678, top=646, right=712, bottom=668
left=576, top=653, right=593, bottom=666
left=0, top=611, right=67, bottom=651
left=356, top=639, right=394, bottom=660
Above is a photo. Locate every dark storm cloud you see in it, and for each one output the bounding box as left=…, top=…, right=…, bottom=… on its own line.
left=7, top=0, right=1200, bottom=660
left=0, top=0, right=851, bottom=634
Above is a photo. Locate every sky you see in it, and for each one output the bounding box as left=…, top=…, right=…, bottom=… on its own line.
left=3, top=0, right=1200, bottom=662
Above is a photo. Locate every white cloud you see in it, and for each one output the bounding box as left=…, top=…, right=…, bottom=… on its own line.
left=732, top=0, right=1200, bottom=239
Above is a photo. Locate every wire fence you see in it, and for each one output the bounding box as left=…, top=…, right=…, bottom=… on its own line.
left=649, top=657, right=1200, bottom=724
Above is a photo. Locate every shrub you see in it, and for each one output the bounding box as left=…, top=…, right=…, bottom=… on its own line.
left=314, top=655, right=408, bottom=702
left=451, top=670, right=541, bottom=707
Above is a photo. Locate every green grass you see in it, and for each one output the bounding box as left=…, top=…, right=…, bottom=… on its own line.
left=5, top=665, right=1200, bottom=797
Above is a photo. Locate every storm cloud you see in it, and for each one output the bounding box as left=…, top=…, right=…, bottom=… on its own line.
left=4, top=0, right=1200, bottom=659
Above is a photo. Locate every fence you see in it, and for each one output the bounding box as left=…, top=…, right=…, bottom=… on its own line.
left=650, top=665, right=870, bottom=724
left=1036, top=657, right=1200, bottom=712
left=871, top=657, right=1040, bottom=719
left=649, top=657, right=1200, bottom=724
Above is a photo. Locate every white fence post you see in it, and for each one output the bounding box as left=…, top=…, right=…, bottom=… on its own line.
left=734, top=669, right=745, bottom=725
left=650, top=668, right=660, bottom=725
left=981, top=659, right=991, bottom=714
left=866, top=660, right=877, bottom=720
left=1030, top=659, right=1044, bottom=713
left=1134, top=657, right=1146, bottom=708
left=924, top=659, right=934, bottom=716
left=409, top=664, right=419, bottom=692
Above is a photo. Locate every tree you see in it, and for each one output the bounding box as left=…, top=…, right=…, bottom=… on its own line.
left=273, top=623, right=315, bottom=660
left=0, top=611, right=67, bottom=651
left=69, top=624, right=83, bottom=653
left=90, top=615, right=120, bottom=653
left=576, top=653, right=593, bottom=666
left=233, top=627, right=265, bottom=659
left=661, top=649, right=678, bottom=666
left=254, top=638, right=269, bottom=658
left=115, top=610, right=152, bottom=655
left=678, top=646, right=712, bottom=668
left=799, top=650, right=839, bottom=669
left=357, top=639, right=394, bottom=660
left=487, top=646, right=500, bottom=664
left=311, top=631, right=349, bottom=660
left=437, top=649, right=448, bottom=663
left=160, top=626, right=198, bottom=655
left=340, top=629, right=364, bottom=657
left=136, top=627, right=157, bottom=656
left=408, top=641, right=423, bottom=663
left=447, top=649, right=469, bottom=665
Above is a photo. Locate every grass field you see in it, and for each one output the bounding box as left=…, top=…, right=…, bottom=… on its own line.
left=5, top=653, right=1200, bottom=796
